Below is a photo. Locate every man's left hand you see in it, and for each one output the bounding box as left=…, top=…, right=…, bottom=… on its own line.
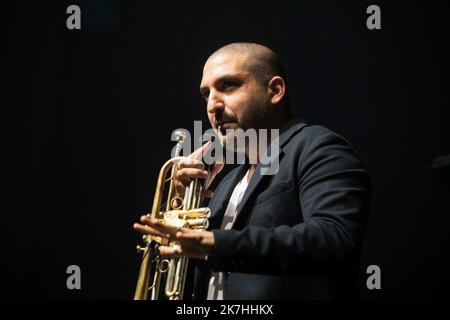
left=133, top=215, right=214, bottom=259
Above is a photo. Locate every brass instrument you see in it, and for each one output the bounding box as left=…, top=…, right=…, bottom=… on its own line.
left=134, top=131, right=211, bottom=300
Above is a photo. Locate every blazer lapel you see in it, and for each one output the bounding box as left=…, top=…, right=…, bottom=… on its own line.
left=232, top=117, right=309, bottom=229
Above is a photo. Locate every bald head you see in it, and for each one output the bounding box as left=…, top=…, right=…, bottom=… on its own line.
left=207, top=43, right=287, bottom=87
left=201, top=42, right=291, bottom=134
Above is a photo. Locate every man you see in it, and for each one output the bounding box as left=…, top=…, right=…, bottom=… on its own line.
left=133, top=43, right=371, bottom=299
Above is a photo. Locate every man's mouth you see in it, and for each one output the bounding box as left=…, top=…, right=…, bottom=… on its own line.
left=220, top=122, right=234, bottom=128
left=217, top=122, right=234, bottom=135
left=216, top=120, right=231, bottom=127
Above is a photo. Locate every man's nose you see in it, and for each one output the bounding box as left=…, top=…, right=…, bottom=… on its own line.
left=207, top=90, right=225, bottom=114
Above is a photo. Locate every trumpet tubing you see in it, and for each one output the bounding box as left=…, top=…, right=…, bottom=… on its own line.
left=133, top=134, right=211, bottom=300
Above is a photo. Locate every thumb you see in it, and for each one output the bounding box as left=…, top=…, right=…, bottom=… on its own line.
left=206, top=163, right=224, bottom=189
left=189, top=141, right=213, bottom=161
left=211, top=162, right=224, bottom=176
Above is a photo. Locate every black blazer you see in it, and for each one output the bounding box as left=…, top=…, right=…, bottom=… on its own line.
left=191, top=117, right=371, bottom=300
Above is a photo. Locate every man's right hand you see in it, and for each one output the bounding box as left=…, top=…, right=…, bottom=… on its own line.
left=174, top=141, right=223, bottom=198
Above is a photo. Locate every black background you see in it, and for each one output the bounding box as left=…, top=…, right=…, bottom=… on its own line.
left=3, top=0, right=450, bottom=299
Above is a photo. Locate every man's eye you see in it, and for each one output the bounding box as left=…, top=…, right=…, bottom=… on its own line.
left=203, top=92, right=209, bottom=101
left=223, top=81, right=235, bottom=89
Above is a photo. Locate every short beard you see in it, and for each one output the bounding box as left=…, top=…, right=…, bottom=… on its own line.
left=218, top=99, right=273, bottom=154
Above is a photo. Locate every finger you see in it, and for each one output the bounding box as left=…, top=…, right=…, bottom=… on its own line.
left=158, top=245, right=183, bottom=258
left=173, top=179, right=186, bottom=195
left=175, top=231, right=203, bottom=242
left=211, top=162, right=225, bottom=175
left=178, top=158, right=204, bottom=169
left=189, top=141, right=213, bottom=160
left=140, top=215, right=152, bottom=224
left=160, top=240, right=210, bottom=260
left=174, top=174, right=191, bottom=188
left=133, top=223, right=167, bottom=238
left=142, top=217, right=181, bottom=238
left=176, top=168, right=209, bottom=180
left=201, top=189, right=214, bottom=198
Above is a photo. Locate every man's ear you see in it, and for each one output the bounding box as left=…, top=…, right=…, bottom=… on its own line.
left=268, top=76, right=286, bottom=105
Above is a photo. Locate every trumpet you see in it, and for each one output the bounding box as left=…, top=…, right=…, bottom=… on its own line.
left=134, top=131, right=211, bottom=300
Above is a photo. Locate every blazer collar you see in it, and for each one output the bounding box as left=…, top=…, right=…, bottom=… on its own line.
left=208, top=164, right=249, bottom=229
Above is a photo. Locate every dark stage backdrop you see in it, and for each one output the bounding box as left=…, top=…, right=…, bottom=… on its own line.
left=3, top=0, right=449, bottom=299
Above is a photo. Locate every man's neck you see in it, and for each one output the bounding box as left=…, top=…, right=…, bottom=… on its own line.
left=247, top=164, right=256, bottom=182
